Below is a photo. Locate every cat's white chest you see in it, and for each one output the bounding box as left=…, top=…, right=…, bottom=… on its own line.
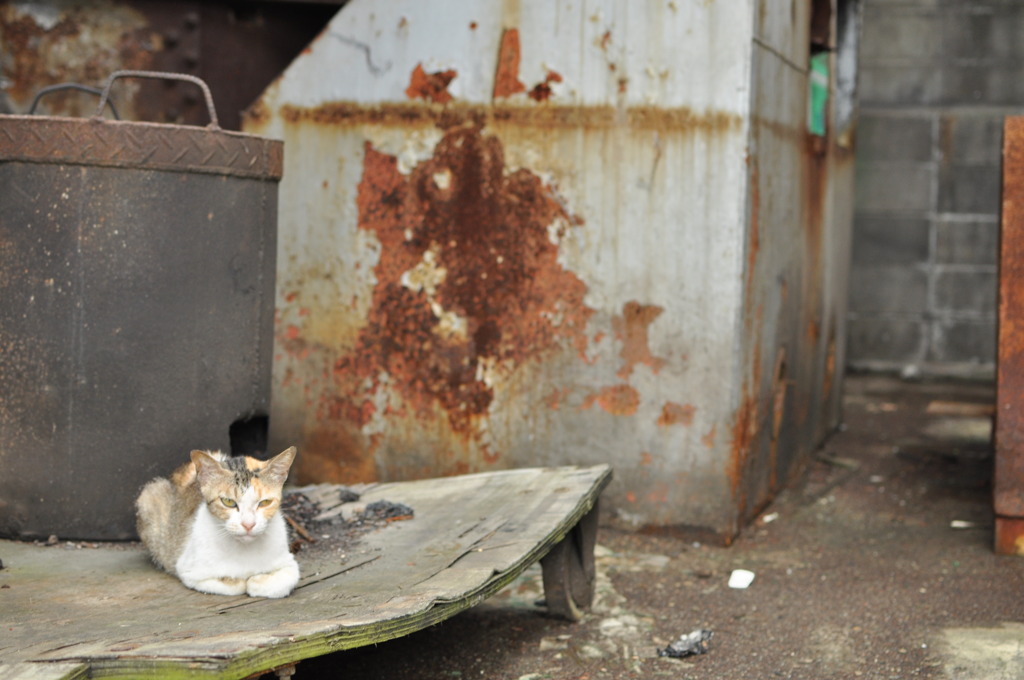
left=175, top=504, right=294, bottom=581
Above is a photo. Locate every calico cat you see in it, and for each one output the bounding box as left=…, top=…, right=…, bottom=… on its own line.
left=136, top=447, right=300, bottom=598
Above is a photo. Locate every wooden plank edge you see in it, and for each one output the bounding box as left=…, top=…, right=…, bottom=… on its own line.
left=0, top=662, right=90, bottom=680
left=46, top=464, right=614, bottom=680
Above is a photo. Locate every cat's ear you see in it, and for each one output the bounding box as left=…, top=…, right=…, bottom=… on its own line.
left=190, top=450, right=226, bottom=486
left=261, top=446, right=297, bottom=487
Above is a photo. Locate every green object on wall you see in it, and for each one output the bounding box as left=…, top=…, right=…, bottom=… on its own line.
left=809, top=52, right=829, bottom=136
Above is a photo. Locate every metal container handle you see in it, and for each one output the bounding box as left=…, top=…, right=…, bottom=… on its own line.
left=29, top=83, right=121, bottom=119
left=94, top=70, right=220, bottom=129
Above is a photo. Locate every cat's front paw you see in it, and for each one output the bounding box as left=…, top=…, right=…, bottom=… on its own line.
left=187, top=576, right=248, bottom=596
left=246, top=564, right=299, bottom=599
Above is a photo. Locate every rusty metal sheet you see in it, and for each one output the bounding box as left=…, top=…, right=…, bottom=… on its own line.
left=995, top=516, right=1024, bottom=556
left=0, top=79, right=282, bottom=540
left=996, top=117, right=1024, bottom=534
left=0, top=2, right=334, bottom=130
left=245, top=0, right=854, bottom=541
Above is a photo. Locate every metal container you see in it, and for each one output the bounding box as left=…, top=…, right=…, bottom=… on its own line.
left=245, top=1, right=858, bottom=541
left=0, top=71, right=283, bottom=540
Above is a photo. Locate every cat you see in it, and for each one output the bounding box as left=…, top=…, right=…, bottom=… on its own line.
left=135, top=446, right=300, bottom=598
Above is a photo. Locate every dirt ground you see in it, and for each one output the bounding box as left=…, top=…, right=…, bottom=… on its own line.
left=293, top=374, right=1024, bottom=680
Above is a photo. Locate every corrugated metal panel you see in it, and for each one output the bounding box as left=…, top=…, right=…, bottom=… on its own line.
left=739, top=0, right=857, bottom=525
left=246, top=0, right=854, bottom=540
left=258, top=1, right=751, bottom=111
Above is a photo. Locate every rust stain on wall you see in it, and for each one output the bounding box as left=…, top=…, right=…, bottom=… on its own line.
left=767, top=347, right=788, bottom=492
left=493, top=27, right=526, bottom=99
left=822, top=332, right=836, bottom=401
left=323, top=122, right=591, bottom=466
left=806, top=318, right=821, bottom=342
left=405, top=63, right=457, bottom=104
left=803, top=135, right=827, bottom=270
left=528, top=70, right=563, bottom=102
left=613, top=301, right=666, bottom=379
left=657, top=402, right=695, bottom=427
left=645, top=481, right=670, bottom=504
left=728, top=394, right=756, bottom=519
left=729, top=305, right=763, bottom=519
left=276, top=101, right=742, bottom=135
left=0, top=3, right=157, bottom=115
left=582, top=385, right=640, bottom=416
left=996, top=117, right=1024, bottom=523
left=797, top=133, right=829, bottom=427
left=745, top=156, right=761, bottom=303
left=770, top=348, right=787, bottom=442
left=702, top=424, right=717, bottom=449
left=296, top=425, right=377, bottom=485
left=544, top=387, right=571, bottom=410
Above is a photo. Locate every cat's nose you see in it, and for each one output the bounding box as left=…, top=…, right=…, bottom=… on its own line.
left=242, top=520, right=256, bottom=533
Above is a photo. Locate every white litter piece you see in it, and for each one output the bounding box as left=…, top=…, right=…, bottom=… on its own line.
left=728, top=569, right=755, bottom=589
left=950, top=520, right=977, bottom=529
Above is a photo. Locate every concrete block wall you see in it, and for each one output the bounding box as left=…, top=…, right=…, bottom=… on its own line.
left=849, top=0, right=1023, bottom=376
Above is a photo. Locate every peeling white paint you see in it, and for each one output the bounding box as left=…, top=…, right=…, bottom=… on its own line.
left=400, top=243, right=447, bottom=296
left=365, top=126, right=445, bottom=175
left=265, top=0, right=750, bottom=113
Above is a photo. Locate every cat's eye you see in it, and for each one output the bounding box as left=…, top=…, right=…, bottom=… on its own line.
left=258, top=499, right=273, bottom=508
left=220, top=497, right=237, bottom=508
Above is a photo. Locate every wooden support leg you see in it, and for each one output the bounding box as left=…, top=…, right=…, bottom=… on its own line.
left=540, top=501, right=599, bottom=621
left=274, top=663, right=297, bottom=679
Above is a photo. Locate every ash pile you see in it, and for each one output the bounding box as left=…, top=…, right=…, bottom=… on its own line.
left=281, top=487, right=414, bottom=556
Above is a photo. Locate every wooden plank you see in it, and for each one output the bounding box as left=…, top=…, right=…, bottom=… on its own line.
left=0, top=465, right=610, bottom=679
left=0, top=663, right=90, bottom=680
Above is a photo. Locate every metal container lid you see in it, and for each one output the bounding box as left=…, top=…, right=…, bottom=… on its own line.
left=0, top=70, right=282, bottom=180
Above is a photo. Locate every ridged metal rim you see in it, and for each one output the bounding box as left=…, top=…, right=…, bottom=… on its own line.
left=0, top=115, right=283, bottom=180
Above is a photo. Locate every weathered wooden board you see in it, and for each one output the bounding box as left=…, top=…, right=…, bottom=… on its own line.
left=0, top=663, right=89, bottom=680
left=0, top=465, right=610, bottom=679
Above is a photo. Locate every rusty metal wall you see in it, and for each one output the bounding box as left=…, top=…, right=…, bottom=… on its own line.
left=247, top=0, right=854, bottom=540
left=0, top=0, right=336, bottom=129
left=996, top=117, right=1024, bottom=555
left=738, top=0, right=858, bottom=528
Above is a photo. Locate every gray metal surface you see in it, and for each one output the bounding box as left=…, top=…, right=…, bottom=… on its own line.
left=0, top=105, right=282, bottom=540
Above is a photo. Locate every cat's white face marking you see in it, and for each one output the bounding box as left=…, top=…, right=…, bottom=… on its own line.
left=192, top=449, right=291, bottom=544
left=139, top=446, right=300, bottom=598
left=222, top=486, right=271, bottom=541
